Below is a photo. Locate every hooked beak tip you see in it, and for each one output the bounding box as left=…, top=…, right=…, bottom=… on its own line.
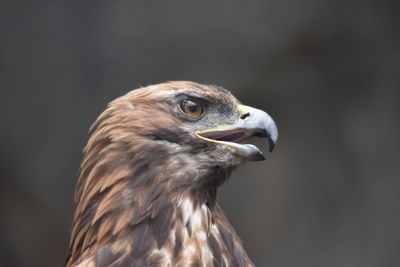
left=267, top=126, right=278, bottom=152
left=268, top=137, right=275, bottom=152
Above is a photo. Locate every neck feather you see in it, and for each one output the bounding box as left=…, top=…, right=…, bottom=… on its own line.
left=67, top=139, right=252, bottom=267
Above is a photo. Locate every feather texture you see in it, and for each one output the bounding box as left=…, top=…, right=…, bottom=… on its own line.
left=66, top=82, right=255, bottom=267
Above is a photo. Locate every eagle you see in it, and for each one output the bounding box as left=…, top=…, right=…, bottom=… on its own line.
left=66, top=81, right=278, bottom=267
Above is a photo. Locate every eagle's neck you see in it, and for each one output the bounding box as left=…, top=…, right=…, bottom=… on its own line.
left=140, top=189, right=254, bottom=267
left=68, top=143, right=253, bottom=267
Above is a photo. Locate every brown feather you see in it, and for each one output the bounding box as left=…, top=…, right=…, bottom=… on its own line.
left=66, top=81, right=254, bottom=267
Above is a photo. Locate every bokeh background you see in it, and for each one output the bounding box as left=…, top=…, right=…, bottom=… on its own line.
left=1, top=1, right=399, bottom=266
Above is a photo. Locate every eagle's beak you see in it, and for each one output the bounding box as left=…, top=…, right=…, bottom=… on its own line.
left=195, top=105, right=278, bottom=161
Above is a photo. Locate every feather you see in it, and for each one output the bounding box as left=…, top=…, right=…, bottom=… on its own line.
left=66, top=81, right=261, bottom=267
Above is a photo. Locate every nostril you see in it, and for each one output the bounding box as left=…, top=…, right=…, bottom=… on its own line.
left=240, top=113, right=250, bottom=120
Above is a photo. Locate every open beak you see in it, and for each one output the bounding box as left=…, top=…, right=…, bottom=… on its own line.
left=195, top=105, right=278, bottom=161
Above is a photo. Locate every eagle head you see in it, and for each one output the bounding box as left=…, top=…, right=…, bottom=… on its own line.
left=67, top=81, right=278, bottom=267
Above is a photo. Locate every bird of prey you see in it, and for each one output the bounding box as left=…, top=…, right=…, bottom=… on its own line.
left=66, top=81, right=278, bottom=267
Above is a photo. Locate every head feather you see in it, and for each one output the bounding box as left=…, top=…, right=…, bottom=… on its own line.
left=66, top=82, right=254, bottom=267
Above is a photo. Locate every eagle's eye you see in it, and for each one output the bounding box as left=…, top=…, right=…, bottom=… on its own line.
left=180, top=99, right=203, bottom=118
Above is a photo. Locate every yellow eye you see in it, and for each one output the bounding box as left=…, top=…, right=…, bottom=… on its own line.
left=180, top=99, right=203, bottom=118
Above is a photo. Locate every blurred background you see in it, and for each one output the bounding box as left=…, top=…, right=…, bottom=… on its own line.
left=1, top=1, right=399, bottom=266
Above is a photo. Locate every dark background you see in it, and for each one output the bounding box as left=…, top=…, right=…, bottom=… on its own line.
left=1, top=1, right=399, bottom=266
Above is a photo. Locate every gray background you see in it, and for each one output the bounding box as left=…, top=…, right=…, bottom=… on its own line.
left=1, top=1, right=399, bottom=266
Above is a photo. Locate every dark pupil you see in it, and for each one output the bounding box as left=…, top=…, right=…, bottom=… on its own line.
left=187, top=101, right=198, bottom=113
